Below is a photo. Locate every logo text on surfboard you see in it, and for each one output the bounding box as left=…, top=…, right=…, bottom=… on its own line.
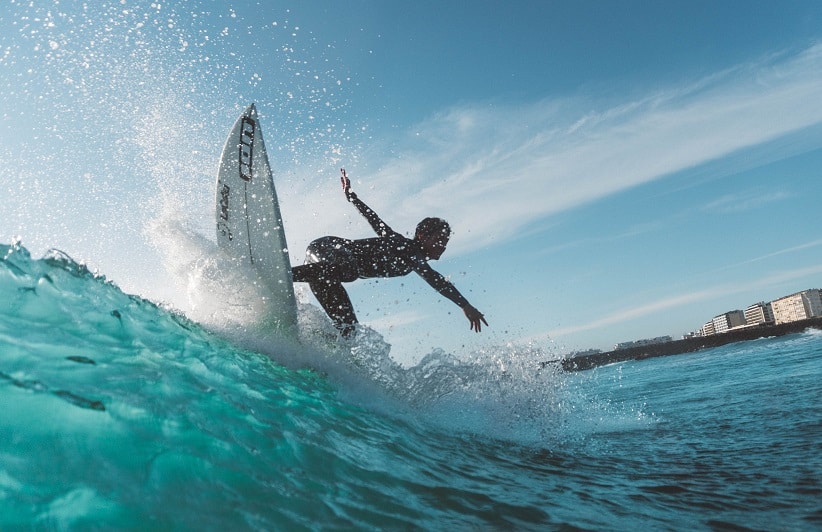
left=219, top=184, right=230, bottom=221
left=239, top=116, right=255, bottom=182
left=217, top=183, right=232, bottom=240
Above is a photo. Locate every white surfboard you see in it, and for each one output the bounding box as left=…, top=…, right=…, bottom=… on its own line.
left=215, top=103, right=298, bottom=336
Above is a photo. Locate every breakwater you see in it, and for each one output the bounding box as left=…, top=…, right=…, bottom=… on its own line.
left=560, top=316, right=822, bottom=371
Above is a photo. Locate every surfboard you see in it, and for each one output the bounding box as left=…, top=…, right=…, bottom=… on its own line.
left=215, top=103, right=298, bottom=336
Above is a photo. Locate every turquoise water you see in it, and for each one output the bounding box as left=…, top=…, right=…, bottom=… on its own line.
left=1, top=242, right=819, bottom=530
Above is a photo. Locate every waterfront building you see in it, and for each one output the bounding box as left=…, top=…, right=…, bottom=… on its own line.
left=744, top=302, right=775, bottom=326
left=712, top=310, right=746, bottom=333
left=613, top=336, right=673, bottom=351
left=569, top=349, right=602, bottom=358
left=771, top=289, right=822, bottom=324
left=700, top=321, right=716, bottom=336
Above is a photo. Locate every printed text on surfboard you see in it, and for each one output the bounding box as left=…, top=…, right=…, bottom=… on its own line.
left=239, top=116, right=255, bottom=182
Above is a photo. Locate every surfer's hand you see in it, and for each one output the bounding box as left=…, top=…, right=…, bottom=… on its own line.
left=463, top=304, right=488, bottom=333
left=340, top=168, right=354, bottom=201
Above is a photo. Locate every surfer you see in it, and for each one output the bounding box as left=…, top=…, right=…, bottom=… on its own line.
left=291, top=169, right=488, bottom=337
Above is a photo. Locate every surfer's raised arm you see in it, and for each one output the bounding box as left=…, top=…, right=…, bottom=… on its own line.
left=340, top=168, right=355, bottom=201
left=340, top=168, right=394, bottom=237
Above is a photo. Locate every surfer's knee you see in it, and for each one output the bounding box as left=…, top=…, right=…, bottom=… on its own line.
left=306, top=236, right=346, bottom=262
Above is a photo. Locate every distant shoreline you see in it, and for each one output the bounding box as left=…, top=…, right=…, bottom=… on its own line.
left=560, top=316, right=822, bottom=372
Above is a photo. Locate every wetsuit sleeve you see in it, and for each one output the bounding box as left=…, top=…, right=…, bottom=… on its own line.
left=348, top=192, right=395, bottom=237
left=414, top=263, right=471, bottom=309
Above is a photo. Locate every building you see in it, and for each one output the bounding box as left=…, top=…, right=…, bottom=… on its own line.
left=711, top=310, right=746, bottom=334
left=771, top=289, right=822, bottom=324
left=613, top=336, right=673, bottom=351
left=570, top=349, right=602, bottom=358
left=700, top=321, right=716, bottom=337
left=689, top=288, right=821, bottom=340
left=744, top=301, right=774, bottom=326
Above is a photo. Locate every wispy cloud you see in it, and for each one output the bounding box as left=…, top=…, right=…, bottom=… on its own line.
left=546, top=263, right=822, bottom=340
left=710, top=238, right=822, bottom=273
left=363, top=309, right=427, bottom=330
left=702, top=188, right=793, bottom=214
left=292, top=44, right=822, bottom=257
left=747, top=238, right=822, bottom=262
left=547, top=289, right=721, bottom=338
left=536, top=221, right=665, bottom=256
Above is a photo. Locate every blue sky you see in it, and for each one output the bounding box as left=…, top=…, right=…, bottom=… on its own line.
left=2, top=1, right=822, bottom=364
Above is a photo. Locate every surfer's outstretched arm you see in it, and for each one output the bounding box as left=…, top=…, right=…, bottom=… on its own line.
left=415, top=264, right=489, bottom=333
left=340, top=168, right=394, bottom=237
left=462, top=304, right=488, bottom=333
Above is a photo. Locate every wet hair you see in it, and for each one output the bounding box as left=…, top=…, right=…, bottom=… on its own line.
left=415, top=217, right=451, bottom=240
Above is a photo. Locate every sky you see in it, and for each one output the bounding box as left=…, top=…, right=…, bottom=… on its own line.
left=1, top=1, right=822, bottom=364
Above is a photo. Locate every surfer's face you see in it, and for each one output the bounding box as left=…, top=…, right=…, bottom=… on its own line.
left=419, top=232, right=449, bottom=260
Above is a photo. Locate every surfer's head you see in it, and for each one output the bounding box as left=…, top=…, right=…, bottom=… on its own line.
left=415, top=217, right=451, bottom=260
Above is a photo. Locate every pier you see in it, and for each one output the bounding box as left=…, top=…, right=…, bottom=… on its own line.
left=560, top=316, right=822, bottom=372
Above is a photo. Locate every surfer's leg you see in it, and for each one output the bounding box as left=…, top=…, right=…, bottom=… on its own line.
left=291, top=262, right=330, bottom=283
left=309, top=280, right=358, bottom=337
left=291, top=264, right=357, bottom=336
left=293, top=236, right=359, bottom=336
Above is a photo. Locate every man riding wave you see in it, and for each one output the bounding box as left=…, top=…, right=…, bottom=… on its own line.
left=291, top=169, right=488, bottom=337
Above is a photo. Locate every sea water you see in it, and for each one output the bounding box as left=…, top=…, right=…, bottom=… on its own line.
left=0, top=242, right=819, bottom=530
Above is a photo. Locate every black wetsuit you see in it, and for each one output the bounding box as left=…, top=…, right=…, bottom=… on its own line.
left=291, top=193, right=470, bottom=335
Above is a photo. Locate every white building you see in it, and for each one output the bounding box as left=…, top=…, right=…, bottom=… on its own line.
left=744, top=302, right=774, bottom=325
left=771, top=289, right=822, bottom=324
left=700, top=321, right=716, bottom=337
left=712, top=310, right=746, bottom=334
left=614, top=336, right=673, bottom=350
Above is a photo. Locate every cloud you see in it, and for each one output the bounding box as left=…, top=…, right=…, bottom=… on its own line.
left=337, top=44, right=822, bottom=256
left=702, top=188, right=793, bottom=214
left=363, top=309, right=427, bottom=330
left=546, top=263, right=822, bottom=340
left=749, top=238, right=822, bottom=262
left=709, top=238, right=822, bottom=274
left=536, top=220, right=665, bottom=256
left=547, top=289, right=719, bottom=338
